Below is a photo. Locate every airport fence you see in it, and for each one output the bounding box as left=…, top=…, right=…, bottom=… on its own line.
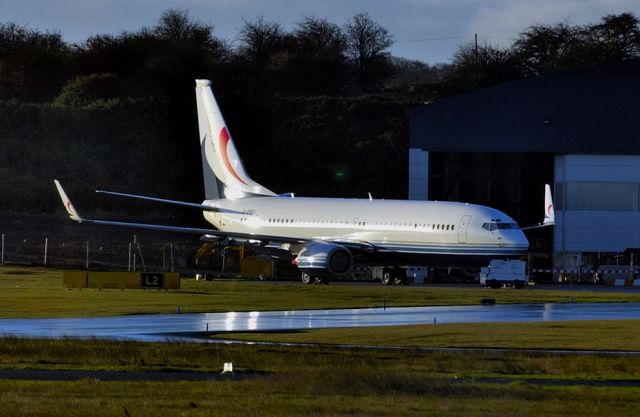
left=0, top=232, right=201, bottom=273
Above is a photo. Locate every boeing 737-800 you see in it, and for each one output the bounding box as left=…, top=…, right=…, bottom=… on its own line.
left=54, top=79, right=554, bottom=284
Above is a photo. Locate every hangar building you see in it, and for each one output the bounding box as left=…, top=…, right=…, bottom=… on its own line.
left=408, top=59, right=640, bottom=281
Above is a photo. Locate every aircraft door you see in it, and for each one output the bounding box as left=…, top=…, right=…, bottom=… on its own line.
left=458, top=215, right=472, bottom=243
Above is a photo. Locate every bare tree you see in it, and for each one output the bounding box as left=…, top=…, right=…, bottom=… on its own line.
left=155, top=9, right=196, bottom=41
left=289, top=16, right=347, bottom=92
left=513, top=13, right=640, bottom=76
left=295, top=16, right=345, bottom=59
left=451, top=41, right=519, bottom=87
left=0, top=22, right=68, bottom=100
left=237, top=16, right=285, bottom=72
left=343, top=13, right=393, bottom=91
left=513, top=21, right=585, bottom=75
left=591, top=12, right=640, bottom=61
left=153, top=9, right=227, bottom=58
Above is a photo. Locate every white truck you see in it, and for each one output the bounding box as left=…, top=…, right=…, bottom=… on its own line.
left=480, top=260, right=527, bottom=289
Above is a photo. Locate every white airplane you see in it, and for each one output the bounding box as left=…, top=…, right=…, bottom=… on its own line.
left=54, top=79, right=554, bottom=285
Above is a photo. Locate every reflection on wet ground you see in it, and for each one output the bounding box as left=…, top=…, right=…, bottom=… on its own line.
left=0, top=302, right=639, bottom=342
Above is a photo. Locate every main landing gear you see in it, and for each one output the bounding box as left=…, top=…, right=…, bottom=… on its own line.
left=381, top=268, right=407, bottom=286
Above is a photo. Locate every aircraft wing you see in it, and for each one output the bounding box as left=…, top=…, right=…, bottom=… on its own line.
left=55, top=180, right=309, bottom=244
left=56, top=180, right=379, bottom=250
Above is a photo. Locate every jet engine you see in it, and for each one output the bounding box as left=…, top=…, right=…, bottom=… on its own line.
left=294, top=242, right=353, bottom=277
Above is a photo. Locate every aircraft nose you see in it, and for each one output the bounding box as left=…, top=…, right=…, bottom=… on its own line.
left=515, top=230, right=530, bottom=248
left=517, top=231, right=529, bottom=246
left=499, top=230, right=529, bottom=249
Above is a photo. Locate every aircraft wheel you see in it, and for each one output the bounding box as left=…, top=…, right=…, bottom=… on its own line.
left=301, top=273, right=313, bottom=285
left=381, top=271, right=393, bottom=285
left=314, top=277, right=329, bottom=285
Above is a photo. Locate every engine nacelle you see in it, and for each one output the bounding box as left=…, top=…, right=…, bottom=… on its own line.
left=294, top=242, right=353, bottom=277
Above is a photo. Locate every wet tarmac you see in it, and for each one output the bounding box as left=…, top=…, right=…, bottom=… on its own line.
left=0, top=302, right=639, bottom=342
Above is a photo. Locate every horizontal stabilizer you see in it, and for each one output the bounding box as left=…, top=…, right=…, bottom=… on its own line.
left=96, top=189, right=222, bottom=212
left=96, top=190, right=247, bottom=214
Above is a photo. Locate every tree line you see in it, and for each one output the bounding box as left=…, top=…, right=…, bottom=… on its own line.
left=444, top=12, right=640, bottom=94
left=0, top=10, right=638, bottom=215
left=0, top=10, right=396, bottom=101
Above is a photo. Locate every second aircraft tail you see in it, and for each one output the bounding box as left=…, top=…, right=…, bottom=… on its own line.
left=543, top=184, right=555, bottom=225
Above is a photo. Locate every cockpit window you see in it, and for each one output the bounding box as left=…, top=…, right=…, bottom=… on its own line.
left=482, top=223, right=496, bottom=231
left=483, top=221, right=519, bottom=231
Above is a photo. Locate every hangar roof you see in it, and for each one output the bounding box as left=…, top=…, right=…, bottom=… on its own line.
left=410, top=59, right=640, bottom=153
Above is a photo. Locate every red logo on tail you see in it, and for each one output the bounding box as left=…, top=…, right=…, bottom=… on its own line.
left=219, top=127, right=248, bottom=185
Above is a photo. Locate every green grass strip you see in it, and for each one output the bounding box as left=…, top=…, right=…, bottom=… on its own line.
left=1, top=266, right=640, bottom=318
left=213, top=319, right=640, bottom=351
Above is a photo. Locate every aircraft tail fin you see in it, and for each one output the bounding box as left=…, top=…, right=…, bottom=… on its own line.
left=195, top=79, right=275, bottom=199
left=521, top=184, right=555, bottom=231
left=543, top=184, right=555, bottom=225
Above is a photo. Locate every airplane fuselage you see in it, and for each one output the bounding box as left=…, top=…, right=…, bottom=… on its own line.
left=203, top=196, right=529, bottom=266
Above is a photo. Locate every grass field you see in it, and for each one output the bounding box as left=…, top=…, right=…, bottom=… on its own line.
left=1, top=266, right=640, bottom=318
left=0, top=337, right=638, bottom=416
left=0, top=266, right=639, bottom=416
left=213, top=319, right=640, bottom=351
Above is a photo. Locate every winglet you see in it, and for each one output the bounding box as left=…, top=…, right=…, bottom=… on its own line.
left=53, top=180, right=82, bottom=222
left=543, top=184, right=555, bottom=225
